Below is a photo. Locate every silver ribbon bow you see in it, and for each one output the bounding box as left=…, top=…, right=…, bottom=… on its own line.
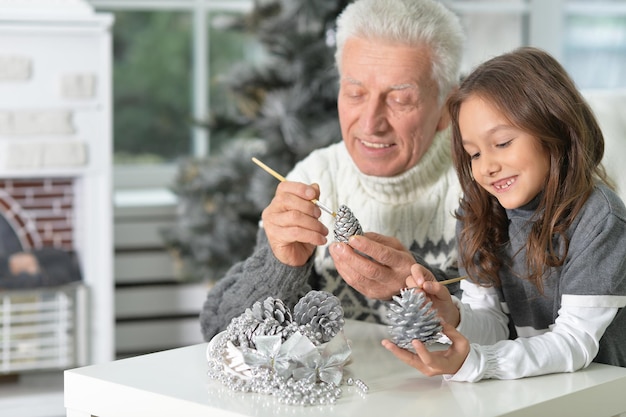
left=241, top=331, right=317, bottom=378
left=292, top=331, right=352, bottom=385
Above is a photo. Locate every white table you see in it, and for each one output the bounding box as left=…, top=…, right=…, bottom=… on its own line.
left=64, top=320, right=626, bottom=417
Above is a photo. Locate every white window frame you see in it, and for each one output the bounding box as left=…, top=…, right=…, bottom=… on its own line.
left=88, top=0, right=252, bottom=190
left=89, top=0, right=626, bottom=191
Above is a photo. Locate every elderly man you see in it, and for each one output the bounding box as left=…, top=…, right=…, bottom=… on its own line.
left=200, top=0, right=465, bottom=340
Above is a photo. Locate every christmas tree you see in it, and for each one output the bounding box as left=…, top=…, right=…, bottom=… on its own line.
left=163, top=0, right=351, bottom=281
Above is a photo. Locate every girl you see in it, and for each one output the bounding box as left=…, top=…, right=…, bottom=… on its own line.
left=382, top=47, right=626, bottom=382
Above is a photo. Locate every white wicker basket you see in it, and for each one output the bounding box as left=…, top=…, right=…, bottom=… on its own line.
left=0, top=283, right=87, bottom=374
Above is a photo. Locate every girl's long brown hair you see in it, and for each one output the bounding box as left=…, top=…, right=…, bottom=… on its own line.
left=448, top=47, right=613, bottom=291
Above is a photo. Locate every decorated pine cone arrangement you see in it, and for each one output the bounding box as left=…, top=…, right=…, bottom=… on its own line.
left=208, top=290, right=359, bottom=406
left=387, top=288, right=443, bottom=349
left=225, top=291, right=345, bottom=348
left=333, top=204, right=363, bottom=243
left=293, top=290, right=345, bottom=344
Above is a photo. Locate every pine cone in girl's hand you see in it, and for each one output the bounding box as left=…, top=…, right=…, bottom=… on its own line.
left=387, top=288, right=443, bottom=349
left=333, top=204, right=363, bottom=243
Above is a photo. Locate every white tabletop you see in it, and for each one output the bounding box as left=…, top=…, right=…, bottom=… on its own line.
left=64, top=320, right=626, bottom=417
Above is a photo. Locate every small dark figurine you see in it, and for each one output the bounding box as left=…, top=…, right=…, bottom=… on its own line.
left=333, top=204, right=363, bottom=243
left=0, top=248, right=82, bottom=289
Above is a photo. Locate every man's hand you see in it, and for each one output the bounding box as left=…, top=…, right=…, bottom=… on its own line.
left=328, top=232, right=416, bottom=300
left=261, top=181, right=329, bottom=266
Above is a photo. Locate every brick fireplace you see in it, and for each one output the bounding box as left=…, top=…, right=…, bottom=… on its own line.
left=0, top=178, right=75, bottom=251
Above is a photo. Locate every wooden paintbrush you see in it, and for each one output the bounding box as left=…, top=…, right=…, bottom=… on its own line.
left=438, top=275, right=467, bottom=286
left=251, top=157, right=337, bottom=217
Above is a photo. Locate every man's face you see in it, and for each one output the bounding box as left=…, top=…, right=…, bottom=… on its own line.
left=338, top=37, right=447, bottom=177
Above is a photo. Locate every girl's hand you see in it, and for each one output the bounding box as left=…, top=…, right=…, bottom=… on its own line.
left=381, top=323, right=470, bottom=376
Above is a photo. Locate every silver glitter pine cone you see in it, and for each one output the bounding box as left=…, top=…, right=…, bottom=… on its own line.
left=293, top=290, right=345, bottom=344
left=247, top=296, right=293, bottom=324
left=387, top=287, right=442, bottom=348
left=225, top=314, right=260, bottom=348
left=333, top=204, right=363, bottom=243
left=228, top=297, right=297, bottom=348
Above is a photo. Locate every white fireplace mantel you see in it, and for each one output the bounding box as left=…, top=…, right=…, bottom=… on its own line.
left=0, top=3, right=114, bottom=416
left=0, top=0, right=94, bottom=19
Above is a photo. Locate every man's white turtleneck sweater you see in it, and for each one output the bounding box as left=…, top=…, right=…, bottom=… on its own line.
left=200, top=131, right=462, bottom=341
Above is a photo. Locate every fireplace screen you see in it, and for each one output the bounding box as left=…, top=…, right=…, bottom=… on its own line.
left=0, top=283, right=87, bottom=373
left=0, top=178, right=86, bottom=373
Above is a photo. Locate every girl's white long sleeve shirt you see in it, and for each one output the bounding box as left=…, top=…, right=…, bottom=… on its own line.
left=447, top=184, right=626, bottom=382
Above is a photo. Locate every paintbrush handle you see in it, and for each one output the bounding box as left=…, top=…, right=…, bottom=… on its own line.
left=438, top=275, right=467, bottom=286
left=252, top=157, right=336, bottom=217
left=252, top=157, right=287, bottom=182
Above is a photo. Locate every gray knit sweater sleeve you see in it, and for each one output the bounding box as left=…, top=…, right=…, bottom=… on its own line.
left=199, top=228, right=314, bottom=341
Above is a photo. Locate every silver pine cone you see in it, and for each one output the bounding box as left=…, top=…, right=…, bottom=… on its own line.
left=224, top=297, right=295, bottom=348
left=387, top=288, right=442, bottom=348
left=224, top=314, right=258, bottom=348
left=246, top=296, right=293, bottom=325
left=333, top=204, right=363, bottom=243
left=293, top=290, right=345, bottom=344
left=228, top=316, right=298, bottom=349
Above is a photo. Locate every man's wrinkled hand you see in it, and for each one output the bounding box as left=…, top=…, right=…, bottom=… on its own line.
left=262, top=181, right=329, bottom=266
left=329, top=232, right=415, bottom=300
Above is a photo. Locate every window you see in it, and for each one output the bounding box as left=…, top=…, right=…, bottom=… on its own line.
left=564, top=0, right=626, bottom=89
left=88, top=0, right=626, bottom=190
left=448, top=0, right=626, bottom=89
left=88, top=0, right=258, bottom=189
left=111, top=10, right=193, bottom=165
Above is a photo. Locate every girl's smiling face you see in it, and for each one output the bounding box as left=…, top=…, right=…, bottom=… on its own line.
left=458, top=95, right=551, bottom=209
